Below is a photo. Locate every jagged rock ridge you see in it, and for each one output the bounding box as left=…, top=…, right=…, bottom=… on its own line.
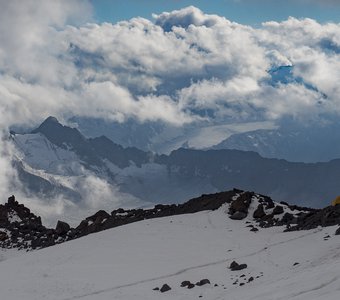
left=1, top=190, right=340, bottom=251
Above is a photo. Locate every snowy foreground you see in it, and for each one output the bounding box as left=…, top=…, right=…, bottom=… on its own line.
left=0, top=204, right=339, bottom=300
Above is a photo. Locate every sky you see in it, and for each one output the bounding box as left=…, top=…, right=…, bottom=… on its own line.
left=0, top=0, right=339, bottom=220
left=92, top=0, right=340, bottom=26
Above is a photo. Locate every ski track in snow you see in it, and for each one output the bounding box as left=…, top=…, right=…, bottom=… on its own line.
left=289, top=277, right=339, bottom=299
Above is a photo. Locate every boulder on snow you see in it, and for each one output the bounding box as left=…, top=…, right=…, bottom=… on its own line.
left=335, top=227, right=340, bottom=235
left=181, top=281, right=191, bottom=287
left=229, top=261, right=248, bottom=271
left=196, top=279, right=210, bottom=286
left=55, top=220, right=70, bottom=235
left=160, top=284, right=171, bottom=293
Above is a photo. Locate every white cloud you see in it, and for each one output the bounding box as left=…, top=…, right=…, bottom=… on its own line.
left=2, top=4, right=338, bottom=129
left=153, top=6, right=224, bottom=31
left=0, top=3, right=339, bottom=220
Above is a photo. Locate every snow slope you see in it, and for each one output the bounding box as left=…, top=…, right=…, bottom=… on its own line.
left=0, top=205, right=339, bottom=300
left=13, top=133, right=82, bottom=176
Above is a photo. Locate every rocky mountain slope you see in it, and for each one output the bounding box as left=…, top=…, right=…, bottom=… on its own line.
left=1, top=190, right=339, bottom=251
left=0, top=190, right=340, bottom=300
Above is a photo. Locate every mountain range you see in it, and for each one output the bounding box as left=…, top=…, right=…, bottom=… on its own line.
left=9, top=117, right=340, bottom=222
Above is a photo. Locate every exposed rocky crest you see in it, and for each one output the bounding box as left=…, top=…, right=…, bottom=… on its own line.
left=1, top=190, right=340, bottom=251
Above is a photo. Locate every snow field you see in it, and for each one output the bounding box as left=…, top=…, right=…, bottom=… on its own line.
left=0, top=204, right=339, bottom=299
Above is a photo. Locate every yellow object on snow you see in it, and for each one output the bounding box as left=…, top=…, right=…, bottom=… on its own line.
left=331, top=196, right=340, bottom=206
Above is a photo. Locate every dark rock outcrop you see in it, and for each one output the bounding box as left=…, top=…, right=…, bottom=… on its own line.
left=0, top=195, right=52, bottom=250
left=55, top=221, right=70, bottom=235
left=1, top=190, right=242, bottom=250
left=273, top=205, right=284, bottom=215
left=229, top=192, right=253, bottom=215
left=1, top=188, right=335, bottom=252
left=253, top=204, right=266, bottom=219
left=285, top=205, right=340, bottom=231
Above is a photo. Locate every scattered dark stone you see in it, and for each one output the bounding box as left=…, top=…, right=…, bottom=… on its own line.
left=160, top=284, right=171, bottom=293
left=214, top=284, right=218, bottom=287
left=239, top=283, right=245, bottom=286
left=248, top=277, right=254, bottom=282
left=230, top=261, right=248, bottom=271
left=153, top=287, right=159, bottom=291
left=293, top=262, right=299, bottom=266
left=187, top=283, right=195, bottom=289
left=240, top=274, right=245, bottom=278
left=196, top=279, right=210, bottom=286
left=250, top=227, right=259, bottom=232
left=335, top=227, right=340, bottom=235
left=181, top=281, right=191, bottom=287
left=273, top=205, right=284, bottom=215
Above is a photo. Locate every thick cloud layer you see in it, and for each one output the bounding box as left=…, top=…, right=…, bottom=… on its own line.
left=0, top=1, right=339, bottom=222
left=1, top=3, right=339, bottom=128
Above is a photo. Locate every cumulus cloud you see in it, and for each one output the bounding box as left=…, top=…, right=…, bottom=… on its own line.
left=0, top=2, right=339, bottom=222
left=2, top=3, right=338, bottom=128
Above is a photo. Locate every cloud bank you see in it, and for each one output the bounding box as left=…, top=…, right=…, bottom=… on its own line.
left=0, top=1, right=339, bottom=222
left=1, top=3, right=339, bottom=128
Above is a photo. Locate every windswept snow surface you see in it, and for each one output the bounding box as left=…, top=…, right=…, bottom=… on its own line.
left=0, top=206, right=340, bottom=299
